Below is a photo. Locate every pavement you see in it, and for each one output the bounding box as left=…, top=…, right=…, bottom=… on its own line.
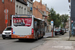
left=1, top=32, right=75, bottom=50
left=0, top=32, right=52, bottom=50
left=32, top=32, right=75, bottom=50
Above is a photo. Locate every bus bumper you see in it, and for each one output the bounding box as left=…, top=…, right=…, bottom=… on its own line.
left=11, top=34, right=34, bottom=39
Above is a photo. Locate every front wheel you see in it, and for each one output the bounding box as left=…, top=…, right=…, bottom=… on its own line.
left=2, top=37, right=5, bottom=39
left=55, top=33, right=57, bottom=35
left=61, top=33, right=64, bottom=35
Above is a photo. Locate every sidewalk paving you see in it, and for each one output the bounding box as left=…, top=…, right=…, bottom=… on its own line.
left=32, top=32, right=75, bottom=50
left=69, top=37, right=75, bottom=41
left=32, top=40, right=75, bottom=50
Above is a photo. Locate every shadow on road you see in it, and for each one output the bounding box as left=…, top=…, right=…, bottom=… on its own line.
left=14, top=37, right=44, bottom=43
left=46, top=33, right=66, bottom=38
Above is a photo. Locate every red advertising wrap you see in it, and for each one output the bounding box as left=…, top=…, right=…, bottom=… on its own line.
left=13, top=18, right=32, bottom=27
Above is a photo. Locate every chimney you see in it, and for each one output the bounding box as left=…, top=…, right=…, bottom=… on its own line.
left=40, top=0, right=42, bottom=3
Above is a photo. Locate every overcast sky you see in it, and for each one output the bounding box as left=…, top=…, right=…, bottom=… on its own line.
left=34, top=0, right=70, bottom=15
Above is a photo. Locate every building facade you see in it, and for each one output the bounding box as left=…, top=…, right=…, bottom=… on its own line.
left=33, top=0, right=47, bottom=19
left=27, top=0, right=33, bottom=15
left=0, top=0, right=33, bottom=33
left=33, top=0, right=49, bottom=32
left=45, top=4, right=50, bottom=32
left=0, top=0, right=15, bottom=33
left=68, top=0, right=75, bottom=35
left=15, top=0, right=27, bottom=14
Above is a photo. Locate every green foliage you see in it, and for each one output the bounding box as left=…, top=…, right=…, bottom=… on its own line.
left=48, top=8, right=69, bottom=27
left=48, top=8, right=61, bottom=27
left=60, top=14, right=69, bottom=28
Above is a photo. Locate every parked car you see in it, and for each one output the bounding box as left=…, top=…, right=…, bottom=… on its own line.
left=55, top=28, right=64, bottom=35
left=2, top=26, right=11, bottom=39
left=60, top=29, right=65, bottom=35
left=55, top=29, right=60, bottom=35
left=62, top=28, right=66, bottom=33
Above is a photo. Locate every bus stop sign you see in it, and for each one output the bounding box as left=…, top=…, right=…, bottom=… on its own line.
left=5, top=20, right=8, bottom=24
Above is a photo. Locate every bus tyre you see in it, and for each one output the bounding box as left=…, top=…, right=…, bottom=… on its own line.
left=36, top=34, right=39, bottom=40
left=41, top=36, right=43, bottom=38
left=2, top=37, right=5, bottom=39
left=19, top=39, right=23, bottom=41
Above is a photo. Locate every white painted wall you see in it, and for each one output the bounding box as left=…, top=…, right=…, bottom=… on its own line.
left=27, top=1, right=33, bottom=15
left=15, top=1, right=27, bottom=14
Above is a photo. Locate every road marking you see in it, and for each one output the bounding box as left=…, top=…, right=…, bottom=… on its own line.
left=52, top=46, right=74, bottom=49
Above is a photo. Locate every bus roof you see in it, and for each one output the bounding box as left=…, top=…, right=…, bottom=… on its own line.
left=12, top=14, right=44, bottom=21
left=12, top=14, right=32, bottom=17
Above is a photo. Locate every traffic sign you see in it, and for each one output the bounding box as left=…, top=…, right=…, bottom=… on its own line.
left=5, top=20, right=8, bottom=24
left=4, top=9, right=8, bottom=27
left=4, top=9, right=8, bottom=13
left=51, top=21, right=54, bottom=25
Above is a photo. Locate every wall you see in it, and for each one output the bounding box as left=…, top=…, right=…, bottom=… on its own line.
left=33, top=1, right=47, bottom=19
left=15, top=1, right=27, bottom=14
left=0, top=0, right=15, bottom=33
left=71, top=0, right=75, bottom=21
left=33, top=1, right=43, bottom=19
left=33, top=7, right=42, bottom=19
left=27, top=0, right=33, bottom=15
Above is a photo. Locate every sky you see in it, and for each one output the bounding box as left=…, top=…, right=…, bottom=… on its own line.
left=33, top=0, right=70, bottom=16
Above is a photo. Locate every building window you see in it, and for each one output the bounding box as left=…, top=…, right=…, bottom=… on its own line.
left=24, top=8, right=26, bottom=14
left=16, top=5, right=18, bottom=14
left=28, top=11, right=29, bottom=15
left=2, top=0, right=4, bottom=3
left=16, top=5, right=18, bottom=7
left=24, top=8, right=26, bottom=10
left=19, top=6, right=21, bottom=14
left=21, top=7, right=23, bottom=14
left=27, top=2, right=29, bottom=7
left=10, top=0, right=12, bottom=2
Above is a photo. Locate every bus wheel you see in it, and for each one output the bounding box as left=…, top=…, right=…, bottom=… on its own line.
left=3, top=37, right=5, bottom=39
left=36, top=34, right=39, bottom=40
left=41, top=35, right=44, bottom=38
left=19, top=39, right=23, bottom=41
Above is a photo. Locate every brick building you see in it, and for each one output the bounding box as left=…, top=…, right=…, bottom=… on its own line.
left=33, top=0, right=47, bottom=19
left=33, top=0, right=50, bottom=32
left=0, top=0, right=15, bottom=33
left=0, top=0, right=31, bottom=34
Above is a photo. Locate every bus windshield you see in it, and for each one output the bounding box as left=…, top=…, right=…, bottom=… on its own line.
left=13, top=17, right=32, bottom=27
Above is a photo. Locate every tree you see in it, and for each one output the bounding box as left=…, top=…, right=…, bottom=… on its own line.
left=60, top=14, right=69, bottom=28
left=48, top=8, right=61, bottom=27
left=48, top=8, right=69, bottom=28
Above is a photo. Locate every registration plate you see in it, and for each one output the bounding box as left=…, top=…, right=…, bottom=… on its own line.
left=19, top=35, right=25, bottom=37
left=6, top=35, right=9, bottom=37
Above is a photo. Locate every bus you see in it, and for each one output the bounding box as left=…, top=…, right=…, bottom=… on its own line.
left=11, top=14, right=45, bottom=40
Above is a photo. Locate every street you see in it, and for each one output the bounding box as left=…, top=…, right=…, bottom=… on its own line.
left=0, top=0, right=74, bottom=50
left=0, top=32, right=75, bottom=50
left=0, top=32, right=51, bottom=50
left=32, top=32, right=75, bottom=50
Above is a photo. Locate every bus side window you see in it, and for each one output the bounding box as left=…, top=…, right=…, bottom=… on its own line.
left=34, top=21, right=37, bottom=28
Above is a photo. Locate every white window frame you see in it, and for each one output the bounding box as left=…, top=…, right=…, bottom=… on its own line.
left=27, top=2, right=29, bottom=7
left=10, top=0, right=12, bottom=2
left=16, top=5, right=18, bottom=14
left=2, top=0, right=4, bottom=3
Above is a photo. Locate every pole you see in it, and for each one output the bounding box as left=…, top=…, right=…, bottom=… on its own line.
left=69, top=17, right=70, bottom=40
left=52, top=29, right=53, bottom=37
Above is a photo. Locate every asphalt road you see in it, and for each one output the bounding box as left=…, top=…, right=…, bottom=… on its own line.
left=0, top=32, right=51, bottom=50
